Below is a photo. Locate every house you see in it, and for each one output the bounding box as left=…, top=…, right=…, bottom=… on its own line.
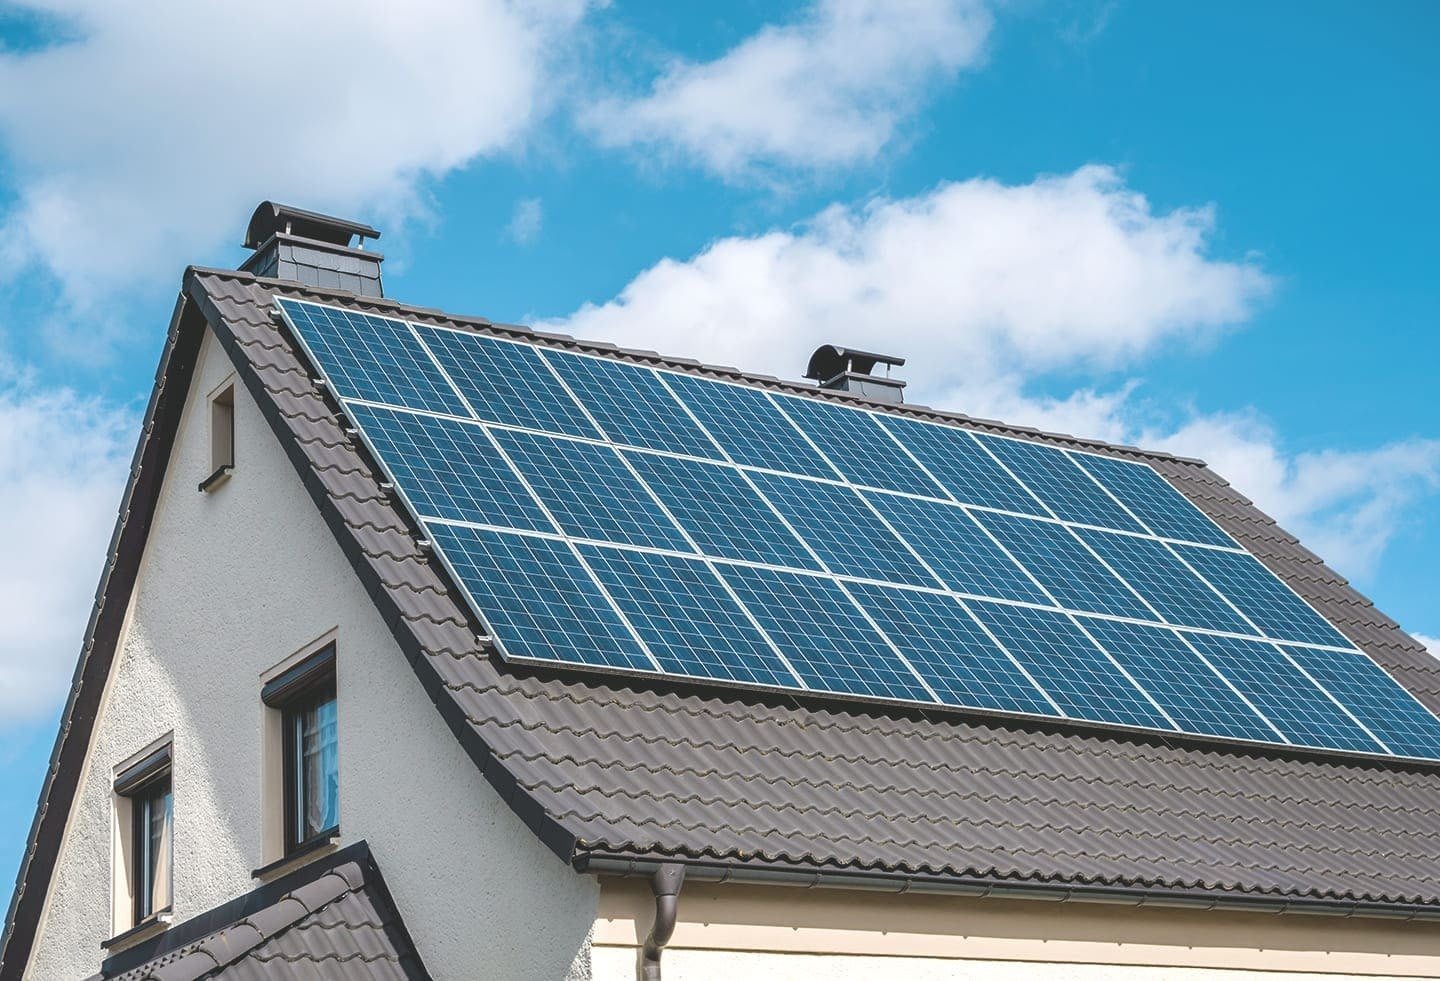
left=6, top=201, right=1440, bottom=980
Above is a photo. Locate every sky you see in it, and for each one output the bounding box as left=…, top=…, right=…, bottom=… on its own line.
left=1, top=0, right=1438, bottom=892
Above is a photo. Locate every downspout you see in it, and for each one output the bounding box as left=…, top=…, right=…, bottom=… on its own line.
left=639, top=863, right=685, bottom=981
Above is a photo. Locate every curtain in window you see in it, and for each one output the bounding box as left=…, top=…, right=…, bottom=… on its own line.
left=150, top=789, right=173, bottom=911
left=302, top=697, right=339, bottom=837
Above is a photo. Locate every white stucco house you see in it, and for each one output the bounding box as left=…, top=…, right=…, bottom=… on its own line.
left=6, top=203, right=1440, bottom=981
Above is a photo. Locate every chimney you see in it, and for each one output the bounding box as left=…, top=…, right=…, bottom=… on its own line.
left=240, top=202, right=383, bottom=297
left=805, top=345, right=906, bottom=404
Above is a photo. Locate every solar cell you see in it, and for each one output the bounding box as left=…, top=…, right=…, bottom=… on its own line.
left=665, top=373, right=840, bottom=480
left=847, top=583, right=1054, bottom=714
left=1071, top=452, right=1235, bottom=547
left=278, top=300, right=468, bottom=415
left=1173, top=545, right=1352, bottom=648
left=426, top=524, right=652, bottom=671
left=718, top=565, right=933, bottom=701
left=971, top=512, right=1152, bottom=619
left=749, top=472, right=941, bottom=588
left=1077, top=618, right=1277, bottom=742
left=877, top=417, right=1047, bottom=516
left=774, top=394, right=944, bottom=496
left=966, top=601, right=1171, bottom=729
left=542, top=350, right=724, bottom=459
left=864, top=493, right=1049, bottom=604
left=491, top=429, right=692, bottom=552
left=624, top=452, right=821, bottom=570
left=1281, top=646, right=1440, bottom=759
left=1074, top=529, right=1251, bottom=633
left=417, top=327, right=602, bottom=440
left=579, top=545, right=798, bottom=687
left=1182, top=633, right=1383, bottom=753
left=345, top=404, right=552, bottom=532
left=976, top=434, right=1146, bottom=532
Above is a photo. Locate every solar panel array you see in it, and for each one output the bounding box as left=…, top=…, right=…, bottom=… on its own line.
left=277, top=298, right=1440, bottom=760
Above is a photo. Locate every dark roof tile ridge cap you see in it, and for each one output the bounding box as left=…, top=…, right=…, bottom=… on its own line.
left=183, top=266, right=1208, bottom=468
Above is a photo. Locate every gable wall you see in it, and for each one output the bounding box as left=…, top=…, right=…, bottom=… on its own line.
left=25, top=326, right=597, bottom=980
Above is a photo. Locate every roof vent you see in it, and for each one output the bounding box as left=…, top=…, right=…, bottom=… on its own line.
left=805, top=345, right=906, bottom=404
left=240, top=202, right=384, bottom=297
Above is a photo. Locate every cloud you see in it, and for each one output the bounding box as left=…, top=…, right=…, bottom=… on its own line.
left=542, top=166, right=1439, bottom=582
left=0, top=0, right=594, bottom=307
left=506, top=197, right=544, bottom=245
left=1417, top=635, right=1440, bottom=658
left=583, top=0, right=992, bottom=178
left=0, top=367, right=135, bottom=726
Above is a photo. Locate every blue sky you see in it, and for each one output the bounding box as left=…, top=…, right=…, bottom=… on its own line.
left=1, top=0, right=1437, bottom=892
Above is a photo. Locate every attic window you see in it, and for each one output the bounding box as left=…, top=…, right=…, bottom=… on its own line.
left=262, top=645, right=339, bottom=856
left=112, top=743, right=173, bottom=934
left=200, top=382, right=235, bottom=492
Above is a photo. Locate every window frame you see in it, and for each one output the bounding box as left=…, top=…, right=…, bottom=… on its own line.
left=113, top=743, right=173, bottom=929
left=262, top=644, right=339, bottom=856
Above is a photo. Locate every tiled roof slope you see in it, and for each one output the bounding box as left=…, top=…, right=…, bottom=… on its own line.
left=97, top=842, right=427, bottom=981
left=186, top=267, right=1440, bottom=908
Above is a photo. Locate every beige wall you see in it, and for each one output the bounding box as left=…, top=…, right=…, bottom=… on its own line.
left=25, top=326, right=598, bottom=979
left=594, top=878, right=1440, bottom=979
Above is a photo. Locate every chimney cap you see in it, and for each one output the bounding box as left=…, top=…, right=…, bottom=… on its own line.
left=244, top=202, right=380, bottom=250
left=805, top=344, right=906, bottom=383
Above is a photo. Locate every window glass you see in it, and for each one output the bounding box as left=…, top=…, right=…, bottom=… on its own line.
left=135, top=777, right=172, bottom=920
left=288, top=689, right=338, bottom=847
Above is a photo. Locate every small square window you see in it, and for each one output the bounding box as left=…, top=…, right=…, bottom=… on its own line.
left=262, top=645, right=339, bottom=856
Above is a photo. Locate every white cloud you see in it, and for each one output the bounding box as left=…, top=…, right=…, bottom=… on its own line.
left=584, top=0, right=992, bottom=178
left=0, top=0, right=594, bottom=306
left=1417, top=635, right=1440, bottom=658
left=0, top=368, right=135, bottom=726
left=543, top=166, right=1440, bottom=582
left=506, top=197, right=544, bottom=245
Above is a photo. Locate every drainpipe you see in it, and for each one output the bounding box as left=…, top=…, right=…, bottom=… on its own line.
left=639, top=863, right=685, bottom=981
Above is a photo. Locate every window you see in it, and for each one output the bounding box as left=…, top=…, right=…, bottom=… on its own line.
left=200, top=382, right=234, bottom=492
left=262, top=645, right=338, bottom=855
left=113, top=743, right=173, bottom=930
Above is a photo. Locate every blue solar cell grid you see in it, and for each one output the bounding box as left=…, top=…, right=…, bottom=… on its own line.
left=278, top=300, right=469, bottom=416
left=665, top=373, right=840, bottom=479
left=427, top=524, right=652, bottom=671
left=624, top=452, right=821, bottom=570
left=1075, top=530, right=1251, bottom=634
left=1182, top=633, right=1382, bottom=753
left=1077, top=618, right=1277, bottom=742
left=966, top=602, right=1171, bottom=729
left=877, top=417, right=1047, bottom=516
left=1071, top=452, right=1235, bottom=547
left=749, top=473, right=939, bottom=587
left=280, top=299, right=1440, bottom=762
left=718, top=565, right=932, bottom=701
left=972, top=512, right=1152, bottom=619
left=774, top=394, right=942, bottom=496
left=345, top=404, right=551, bottom=533
left=579, top=545, right=797, bottom=687
left=976, top=433, right=1146, bottom=532
left=1282, top=646, right=1440, bottom=759
left=1174, top=545, right=1352, bottom=648
left=542, top=350, right=724, bottom=459
left=865, top=493, right=1049, bottom=604
left=417, top=327, right=602, bottom=440
left=848, top=583, right=1053, bottom=714
left=491, top=429, right=692, bottom=552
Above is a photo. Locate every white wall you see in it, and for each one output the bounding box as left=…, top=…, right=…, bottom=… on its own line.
left=26, top=326, right=598, bottom=979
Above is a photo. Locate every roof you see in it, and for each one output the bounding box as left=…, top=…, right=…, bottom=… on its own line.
left=9, top=264, right=1440, bottom=973
left=94, top=841, right=427, bottom=981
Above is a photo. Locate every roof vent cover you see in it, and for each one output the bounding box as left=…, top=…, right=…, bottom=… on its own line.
left=240, top=202, right=384, bottom=297
left=805, top=344, right=906, bottom=404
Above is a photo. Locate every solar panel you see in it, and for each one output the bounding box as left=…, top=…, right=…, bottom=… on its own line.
left=578, top=544, right=798, bottom=687
left=279, top=300, right=468, bottom=416
left=417, top=327, right=602, bottom=440
left=774, top=394, right=943, bottom=496
left=278, top=298, right=1440, bottom=762
left=877, top=416, right=1047, bottom=516
left=977, top=434, right=1146, bottom=532
left=491, top=429, right=692, bottom=552
left=542, top=349, right=724, bottom=459
left=971, top=512, right=1153, bottom=619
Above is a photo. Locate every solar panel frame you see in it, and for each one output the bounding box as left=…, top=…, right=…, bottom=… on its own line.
left=1070, top=450, right=1238, bottom=548
left=1074, top=528, right=1253, bottom=634
left=1172, top=544, right=1354, bottom=649
left=876, top=416, right=1050, bottom=517
left=772, top=393, right=945, bottom=497
left=976, top=432, right=1148, bottom=533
